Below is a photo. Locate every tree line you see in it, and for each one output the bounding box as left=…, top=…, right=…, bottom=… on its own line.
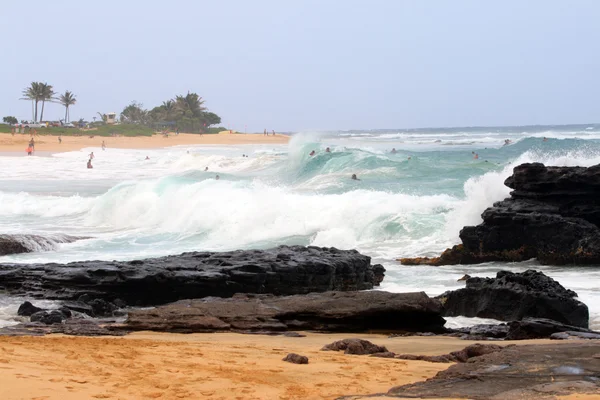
left=20, top=82, right=76, bottom=123
left=15, top=83, right=222, bottom=133
left=120, top=92, right=222, bottom=133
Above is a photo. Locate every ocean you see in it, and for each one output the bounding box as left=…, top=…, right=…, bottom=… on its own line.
left=1, top=124, right=599, bottom=330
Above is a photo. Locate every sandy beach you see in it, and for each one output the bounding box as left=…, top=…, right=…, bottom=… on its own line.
left=0, top=332, right=584, bottom=400
left=0, top=132, right=289, bottom=154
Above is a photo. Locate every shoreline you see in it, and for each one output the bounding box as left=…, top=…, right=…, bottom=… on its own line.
left=0, top=132, right=290, bottom=154
left=0, top=332, right=572, bottom=400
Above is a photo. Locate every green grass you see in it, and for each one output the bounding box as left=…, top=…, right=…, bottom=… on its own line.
left=0, top=124, right=155, bottom=137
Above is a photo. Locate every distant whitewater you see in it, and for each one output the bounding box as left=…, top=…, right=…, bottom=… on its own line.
left=0, top=124, right=599, bottom=330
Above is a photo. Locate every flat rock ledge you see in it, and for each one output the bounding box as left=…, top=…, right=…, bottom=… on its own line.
left=0, top=245, right=385, bottom=306
left=340, top=343, right=600, bottom=399
left=125, top=291, right=446, bottom=334
left=0, top=233, right=88, bottom=256
left=400, top=163, right=600, bottom=266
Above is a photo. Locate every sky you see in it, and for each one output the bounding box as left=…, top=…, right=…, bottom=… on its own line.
left=2, top=0, right=599, bottom=132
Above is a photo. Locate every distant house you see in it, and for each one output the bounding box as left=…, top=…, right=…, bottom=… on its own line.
left=106, top=112, right=117, bottom=124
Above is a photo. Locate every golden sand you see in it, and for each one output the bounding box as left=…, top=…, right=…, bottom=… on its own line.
left=0, top=332, right=535, bottom=400
left=0, top=132, right=289, bottom=154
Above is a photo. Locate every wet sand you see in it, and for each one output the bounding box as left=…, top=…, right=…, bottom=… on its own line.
left=0, top=332, right=581, bottom=400
left=0, top=132, right=289, bottom=154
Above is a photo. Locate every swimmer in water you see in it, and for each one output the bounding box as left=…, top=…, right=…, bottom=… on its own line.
left=543, top=137, right=548, bottom=142
left=474, top=153, right=479, bottom=160
left=205, top=167, right=208, bottom=171
left=325, top=147, right=331, bottom=153
left=351, top=174, right=360, bottom=181
left=309, top=150, right=316, bottom=156
left=145, top=156, right=150, bottom=160
left=89, top=151, right=95, bottom=159
left=87, top=159, right=93, bottom=169
left=391, top=148, right=397, bottom=154
left=215, top=174, right=220, bottom=180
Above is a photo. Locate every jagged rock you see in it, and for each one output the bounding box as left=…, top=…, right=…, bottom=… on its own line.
left=506, top=318, right=600, bottom=340
left=126, top=291, right=446, bottom=334
left=30, top=310, right=66, bottom=325
left=282, top=353, right=308, bottom=364
left=400, top=163, right=600, bottom=266
left=17, top=301, right=44, bottom=316
left=394, top=343, right=506, bottom=363
left=0, top=319, right=126, bottom=337
left=0, top=246, right=385, bottom=306
left=322, top=339, right=388, bottom=355
left=0, top=234, right=88, bottom=256
left=452, top=323, right=509, bottom=339
left=438, top=270, right=589, bottom=328
left=551, top=331, right=600, bottom=340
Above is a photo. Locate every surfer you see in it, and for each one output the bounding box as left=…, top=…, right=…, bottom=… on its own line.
left=309, top=150, right=316, bottom=156
left=351, top=174, right=360, bottom=181
left=87, top=159, right=93, bottom=169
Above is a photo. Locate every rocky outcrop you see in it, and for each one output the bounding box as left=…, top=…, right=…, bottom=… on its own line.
left=390, top=343, right=506, bottom=363
left=506, top=318, right=600, bottom=340
left=282, top=353, right=309, bottom=364
left=438, top=270, right=589, bottom=328
left=125, top=291, right=446, bottom=333
left=0, top=246, right=385, bottom=306
left=400, top=163, right=600, bottom=265
left=321, top=339, right=388, bottom=355
left=0, top=234, right=87, bottom=256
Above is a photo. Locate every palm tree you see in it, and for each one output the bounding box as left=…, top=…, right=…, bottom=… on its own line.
left=162, top=100, right=176, bottom=120
left=20, top=82, right=44, bottom=121
left=39, top=83, right=55, bottom=122
left=59, top=91, right=77, bottom=123
left=174, top=92, right=206, bottom=118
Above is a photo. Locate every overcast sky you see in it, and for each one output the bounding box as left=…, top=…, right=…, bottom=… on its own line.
left=2, top=0, right=599, bottom=132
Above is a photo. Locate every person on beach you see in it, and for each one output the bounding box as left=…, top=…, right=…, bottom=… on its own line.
left=101, top=141, right=106, bottom=151
left=309, top=150, right=316, bottom=156
left=205, top=167, right=208, bottom=171
left=176, top=128, right=179, bottom=135
left=87, top=159, right=93, bottom=169
left=26, top=146, right=33, bottom=156
left=272, top=130, right=275, bottom=136
left=58, top=135, right=62, bottom=144
left=351, top=174, right=360, bottom=181
left=29, top=138, right=35, bottom=150
left=215, top=174, right=220, bottom=180
left=264, top=129, right=267, bottom=136
left=89, top=152, right=95, bottom=159
left=145, top=156, right=150, bottom=160
left=325, top=147, right=331, bottom=153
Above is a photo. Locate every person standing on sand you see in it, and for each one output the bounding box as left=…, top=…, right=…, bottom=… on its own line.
left=264, top=129, right=267, bottom=136
left=29, top=138, right=35, bottom=151
left=26, top=146, right=32, bottom=156
left=58, top=135, right=62, bottom=144
left=176, top=128, right=179, bottom=135
left=272, top=130, right=275, bottom=136
left=101, top=141, right=106, bottom=151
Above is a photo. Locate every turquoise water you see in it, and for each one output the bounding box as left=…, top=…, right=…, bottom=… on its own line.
left=0, top=125, right=599, bottom=329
